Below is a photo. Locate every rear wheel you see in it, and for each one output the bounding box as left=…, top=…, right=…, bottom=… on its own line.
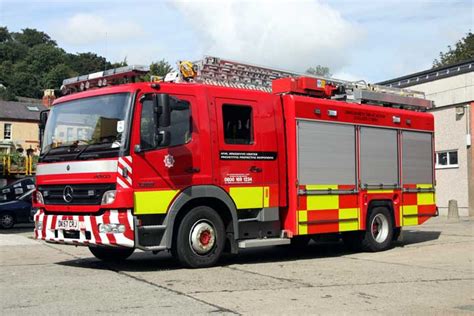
left=174, top=206, right=225, bottom=268
left=89, top=246, right=134, bottom=262
left=361, top=207, right=394, bottom=252
left=0, top=213, right=15, bottom=229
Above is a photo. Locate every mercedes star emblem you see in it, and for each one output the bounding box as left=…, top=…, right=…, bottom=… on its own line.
left=63, top=186, right=74, bottom=203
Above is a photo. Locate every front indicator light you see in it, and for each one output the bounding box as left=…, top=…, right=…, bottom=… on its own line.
left=35, top=221, right=43, bottom=231
left=101, top=190, right=116, bottom=205
left=35, top=190, right=44, bottom=204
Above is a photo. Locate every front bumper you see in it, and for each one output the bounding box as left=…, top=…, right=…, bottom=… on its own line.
left=34, top=209, right=135, bottom=248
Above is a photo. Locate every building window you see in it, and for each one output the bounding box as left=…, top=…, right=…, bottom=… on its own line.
left=436, top=150, right=458, bottom=169
left=4, top=123, right=12, bottom=140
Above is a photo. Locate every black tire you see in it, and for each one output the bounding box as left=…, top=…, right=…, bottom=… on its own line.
left=174, top=206, right=225, bottom=268
left=392, top=227, right=401, bottom=241
left=0, top=213, right=15, bottom=229
left=89, top=246, right=134, bottom=262
left=360, top=207, right=394, bottom=252
left=341, top=231, right=363, bottom=251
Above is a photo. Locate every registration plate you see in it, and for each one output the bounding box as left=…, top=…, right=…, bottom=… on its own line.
left=57, top=220, right=79, bottom=230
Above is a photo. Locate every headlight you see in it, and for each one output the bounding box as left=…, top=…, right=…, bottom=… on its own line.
left=101, top=190, right=116, bottom=205
left=35, top=191, right=44, bottom=204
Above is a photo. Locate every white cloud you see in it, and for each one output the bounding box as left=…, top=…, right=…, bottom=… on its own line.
left=171, top=0, right=362, bottom=73
left=53, top=13, right=144, bottom=45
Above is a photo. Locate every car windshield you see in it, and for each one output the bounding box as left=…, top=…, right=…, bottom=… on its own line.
left=41, top=93, right=131, bottom=160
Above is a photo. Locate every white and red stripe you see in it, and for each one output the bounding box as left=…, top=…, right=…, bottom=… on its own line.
left=33, top=209, right=134, bottom=248
left=117, top=156, right=133, bottom=189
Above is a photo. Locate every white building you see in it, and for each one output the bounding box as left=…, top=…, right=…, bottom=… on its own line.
left=379, top=59, right=474, bottom=216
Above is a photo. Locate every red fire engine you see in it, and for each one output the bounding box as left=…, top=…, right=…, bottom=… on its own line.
left=33, top=57, right=437, bottom=268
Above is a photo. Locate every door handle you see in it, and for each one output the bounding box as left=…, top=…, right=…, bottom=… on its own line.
left=250, top=166, right=262, bottom=173
left=185, top=167, right=200, bottom=174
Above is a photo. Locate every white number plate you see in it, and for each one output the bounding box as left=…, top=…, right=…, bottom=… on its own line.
left=57, top=220, right=79, bottom=230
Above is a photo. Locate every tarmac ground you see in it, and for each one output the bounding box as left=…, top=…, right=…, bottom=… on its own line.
left=0, top=217, right=473, bottom=315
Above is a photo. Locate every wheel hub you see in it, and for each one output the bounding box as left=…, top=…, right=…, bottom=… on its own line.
left=1, top=215, right=13, bottom=227
left=371, top=213, right=389, bottom=243
left=189, top=221, right=216, bottom=255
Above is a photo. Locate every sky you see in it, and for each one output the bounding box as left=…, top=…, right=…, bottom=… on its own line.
left=0, top=0, right=472, bottom=82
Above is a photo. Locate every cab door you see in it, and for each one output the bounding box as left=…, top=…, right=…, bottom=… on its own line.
left=215, top=98, right=268, bottom=210
left=131, top=92, right=202, bottom=215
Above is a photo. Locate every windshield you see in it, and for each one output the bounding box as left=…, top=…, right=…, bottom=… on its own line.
left=41, top=93, right=131, bottom=161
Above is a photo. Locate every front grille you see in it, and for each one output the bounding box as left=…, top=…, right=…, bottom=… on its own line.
left=38, top=184, right=116, bottom=205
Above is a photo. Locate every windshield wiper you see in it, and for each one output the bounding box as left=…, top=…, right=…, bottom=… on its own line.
left=75, top=141, right=121, bottom=160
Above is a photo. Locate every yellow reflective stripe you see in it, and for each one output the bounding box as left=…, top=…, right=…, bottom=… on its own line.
left=402, top=205, right=418, bottom=226
left=306, top=184, right=338, bottom=190
left=307, top=195, right=338, bottom=210
left=417, top=192, right=435, bottom=205
left=416, top=184, right=435, bottom=206
left=134, top=190, right=179, bottom=214
left=339, top=208, right=358, bottom=220
left=229, top=187, right=264, bottom=209
left=416, top=184, right=433, bottom=189
left=298, top=210, right=308, bottom=235
left=367, top=190, right=394, bottom=194
left=338, top=208, right=359, bottom=232
left=263, top=187, right=270, bottom=208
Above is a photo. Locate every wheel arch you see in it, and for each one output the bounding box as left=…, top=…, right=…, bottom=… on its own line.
left=367, top=199, right=396, bottom=227
left=163, top=185, right=238, bottom=249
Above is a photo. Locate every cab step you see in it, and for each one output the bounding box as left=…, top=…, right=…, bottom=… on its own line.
left=238, top=238, right=290, bottom=249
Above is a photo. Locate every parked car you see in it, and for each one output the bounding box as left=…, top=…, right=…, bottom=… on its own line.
left=0, top=177, right=35, bottom=202
left=0, top=189, right=34, bottom=229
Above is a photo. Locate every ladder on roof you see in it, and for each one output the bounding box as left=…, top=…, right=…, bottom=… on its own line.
left=188, top=56, right=433, bottom=111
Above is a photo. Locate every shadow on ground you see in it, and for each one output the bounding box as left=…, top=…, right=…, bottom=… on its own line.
left=55, top=229, right=442, bottom=272
left=0, top=224, right=34, bottom=234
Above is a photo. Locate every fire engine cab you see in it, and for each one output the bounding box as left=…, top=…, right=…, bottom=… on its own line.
left=34, top=57, right=437, bottom=268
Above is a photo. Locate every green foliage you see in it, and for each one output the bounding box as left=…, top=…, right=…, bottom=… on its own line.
left=66, top=52, right=111, bottom=74
left=0, top=86, right=17, bottom=101
left=0, top=27, right=11, bottom=43
left=150, top=59, right=174, bottom=77
left=433, top=31, right=474, bottom=68
left=0, top=27, right=172, bottom=99
left=306, top=65, right=332, bottom=77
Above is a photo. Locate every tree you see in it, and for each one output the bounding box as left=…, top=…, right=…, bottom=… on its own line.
left=150, top=59, right=174, bottom=77
left=110, top=57, right=128, bottom=68
left=43, top=64, right=76, bottom=89
left=0, top=27, right=11, bottom=43
left=433, top=31, right=474, bottom=68
left=67, top=52, right=111, bottom=74
left=13, top=28, right=57, bottom=47
left=306, top=65, right=332, bottom=77
left=24, top=44, right=66, bottom=74
left=0, top=86, right=17, bottom=101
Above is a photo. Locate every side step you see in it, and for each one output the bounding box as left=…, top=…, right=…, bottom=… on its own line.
left=238, top=238, right=290, bottom=249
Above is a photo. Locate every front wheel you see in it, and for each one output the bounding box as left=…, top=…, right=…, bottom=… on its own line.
left=0, top=213, right=15, bottom=229
left=89, top=246, right=134, bottom=262
left=361, top=207, right=394, bottom=252
left=174, top=206, right=225, bottom=268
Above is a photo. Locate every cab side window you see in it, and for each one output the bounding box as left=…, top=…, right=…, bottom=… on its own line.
left=140, top=95, right=191, bottom=150
left=223, top=105, right=253, bottom=145
left=162, top=98, right=191, bottom=147
left=140, top=99, right=156, bottom=150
